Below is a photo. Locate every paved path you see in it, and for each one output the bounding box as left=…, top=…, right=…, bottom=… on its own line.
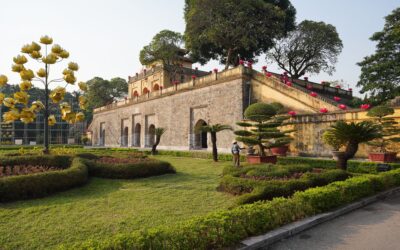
left=266, top=192, right=400, bottom=250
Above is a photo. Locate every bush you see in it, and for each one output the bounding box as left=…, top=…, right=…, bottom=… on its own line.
left=84, top=159, right=176, bottom=179
left=69, top=168, right=400, bottom=250
left=0, top=156, right=88, bottom=202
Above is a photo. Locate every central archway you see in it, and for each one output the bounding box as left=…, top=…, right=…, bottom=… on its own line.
left=194, top=120, right=208, bottom=149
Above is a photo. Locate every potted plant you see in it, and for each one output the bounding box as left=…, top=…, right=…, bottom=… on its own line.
left=269, top=102, right=293, bottom=156
left=234, top=102, right=293, bottom=164
left=367, top=105, right=400, bottom=162
left=322, top=130, right=345, bottom=160
left=323, top=121, right=381, bottom=170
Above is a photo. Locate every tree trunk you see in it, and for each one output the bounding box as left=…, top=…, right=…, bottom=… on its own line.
left=211, top=132, right=218, bottom=162
left=151, top=135, right=161, bottom=155
left=259, top=143, right=266, bottom=157
left=336, top=142, right=359, bottom=170
left=43, top=62, right=49, bottom=154
left=225, top=48, right=232, bottom=70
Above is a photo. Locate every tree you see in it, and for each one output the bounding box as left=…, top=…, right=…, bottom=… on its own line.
left=184, top=0, right=296, bottom=69
left=266, top=20, right=343, bottom=79
left=0, top=35, right=87, bottom=153
left=86, top=77, right=127, bottom=109
left=323, top=121, right=381, bottom=170
left=151, top=128, right=165, bottom=155
left=357, top=8, right=400, bottom=105
left=140, top=30, right=186, bottom=82
left=197, top=124, right=232, bottom=162
left=234, top=103, right=292, bottom=157
left=367, top=105, right=400, bottom=152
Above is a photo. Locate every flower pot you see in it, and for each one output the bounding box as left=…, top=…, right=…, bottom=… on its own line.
left=368, top=152, right=397, bottom=163
left=246, top=155, right=277, bottom=164
left=271, top=146, right=289, bottom=156
left=331, top=151, right=345, bottom=161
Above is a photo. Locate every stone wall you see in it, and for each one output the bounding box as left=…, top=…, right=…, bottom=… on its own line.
left=91, top=75, right=246, bottom=152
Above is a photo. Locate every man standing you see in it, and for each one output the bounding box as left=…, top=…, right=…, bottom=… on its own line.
left=231, top=141, right=241, bottom=167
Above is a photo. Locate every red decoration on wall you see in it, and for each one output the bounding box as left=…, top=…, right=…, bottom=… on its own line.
left=338, top=104, right=347, bottom=110
left=288, top=111, right=297, bottom=116
left=266, top=72, right=272, bottom=77
left=310, top=92, right=318, bottom=97
left=191, top=75, right=196, bottom=80
left=262, top=66, right=267, bottom=71
left=286, top=81, right=293, bottom=87
left=348, top=88, right=353, bottom=91
left=239, top=60, right=244, bottom=65
left=360, top=104, right=371, bottom=110
left=320, top=108, right=328, bottom=113
left=333, top=96, right=341, bottom=102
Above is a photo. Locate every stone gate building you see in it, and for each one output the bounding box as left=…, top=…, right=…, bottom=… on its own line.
left=89, top=58, right=399, bottom=157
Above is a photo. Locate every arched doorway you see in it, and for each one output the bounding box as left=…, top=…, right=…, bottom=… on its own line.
left=153, top=84, right=160, bottom=91
left=122, top=127, right=128, bottom=146
left=133, top=90, right=139, bottom=98
left=194, top=120, right=208, bottom=149
left=133, top=123, right=141, bottom=147
left=147, top=124, right=156, bottom=147
left=143, top=87, right=149, bottom=95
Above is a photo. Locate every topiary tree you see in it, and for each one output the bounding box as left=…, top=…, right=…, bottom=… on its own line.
left=367, top=105, right=400, bottom=152
left=234, top=103, right=292, bottom=157
left=151, top=128, right=166, bottom=155
left=323, top=121, right=381, bottom=170
left=0, top=35, right=88, bottom=153
left=197, top=124, right=232, bottom=162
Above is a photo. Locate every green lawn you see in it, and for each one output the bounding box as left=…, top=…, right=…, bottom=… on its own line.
left=0, top=156, right=236, bottom=250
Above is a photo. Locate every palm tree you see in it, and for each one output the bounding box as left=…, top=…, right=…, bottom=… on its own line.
left=197, top=124, right=232, bottom=162
left=151, top=128, right=165, bottom=155
left=324, top=121, right=381, bottom=170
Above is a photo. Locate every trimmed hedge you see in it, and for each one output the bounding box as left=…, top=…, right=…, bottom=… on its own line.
left=0, top=156, right=88, bottom=202
left=144, top=149, right=247, bottom=162
left=0, top=145, right=84, bottom=151
left=219, top=168, right=350, bottom=204
left=84, top=159, right=176, bottom=179
left=68, top=168, right=400, bottom=250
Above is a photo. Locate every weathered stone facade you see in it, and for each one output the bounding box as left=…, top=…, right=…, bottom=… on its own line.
left=90, top=65, right=399, bottom=158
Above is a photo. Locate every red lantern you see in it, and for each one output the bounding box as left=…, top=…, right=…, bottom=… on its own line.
left=239, top=60, right=244, bottom=65
left=213, top=68, right=218, bottom=73
left=283, top=71, right=288, bottom=75
left=288, top=111, right=297, bottom=116
left=265, top=72, right=272, bottom=78
left=348, top=88, right=353, bottom=91
left=262, top=66, right=267, bottom=71
left=338, top=104, right=347, bottom=110
left=286, top=81, right=293, bottom=87
left=310, top=92, right=318, bottom=97
left=360, top=104, right=371, bottom=110
left=336, top=85, right=341, bottom=89
left=191, top=75, right=196, bottom=80
left=333, top=96, right=341, bottom=102
left=320, top=108, right=328, bottom=113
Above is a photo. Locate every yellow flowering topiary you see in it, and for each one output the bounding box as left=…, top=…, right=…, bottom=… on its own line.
left=0, top=75, right=8, bottom=86
left=75, top=112, right=85, bottom=122
left=48, top=115, right=56, bottom=126
left=21, top=44, right=33, bottom=54
left=14, top=91, right=29, bottom=105
left=51, top=44, right=63, bottom=54
left=3, top=98, right=16, bottom=108
left=78, top=82, right=88, bottom=91
left=40, top=35, right=53, bottom=45
left=42, top=53, right=57, bottom=64
left=0, top=93, right=4, bottom=105
left=3, top=109, right=20, bottom=123
left=37, top=68, right=47, bottom=78
left=79, top=95, right=88, bottom=110
left=30, top=50, right=42, bottom=59
left=30, top=100, right=44, bottom=113
left=19, top=81, right=32, bottom=91
left=60, top=102, right=72, bottom=113
left=12, top=64, right=25, bottom=73
left=64, top=73, right=76, bottom=84
left=13, top=55, right=28, bottom=64
left=49, top=86, right=66, bottom=103
left=59, top=50, right=69, bottom=59
left=20, top=108, right=36, bottom=124
left=20, top=69, right=34, bottom=81
left=68, top=62, right=79, bottom=71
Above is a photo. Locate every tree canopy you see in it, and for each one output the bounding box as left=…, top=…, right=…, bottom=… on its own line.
left=184, top=0, right=296, bottom=69
left=85, top=77, right=127, bottom=109
left=266, top=20, right=343, bottom=79
left=139, top=30, right=184, bottom=66
left=357, top=7, right=400, bottom=105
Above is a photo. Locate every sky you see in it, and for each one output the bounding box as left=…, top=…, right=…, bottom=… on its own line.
left=0, top=0, right=399, bottom=97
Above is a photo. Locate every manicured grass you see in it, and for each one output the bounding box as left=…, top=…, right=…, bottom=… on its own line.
left=0, top=156, right=236, bottom=250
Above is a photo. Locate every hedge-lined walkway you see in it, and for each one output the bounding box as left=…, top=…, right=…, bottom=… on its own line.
left=0, top=156, right=236, bottom=250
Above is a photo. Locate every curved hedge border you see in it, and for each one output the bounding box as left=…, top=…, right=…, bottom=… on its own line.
left=0, top=155, right=176, bottom=202
left=67, top=168, right=400, bottom=250
left=0, top=156, right=88, bottom=202
left=83, top=159, right=176, bottom=179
